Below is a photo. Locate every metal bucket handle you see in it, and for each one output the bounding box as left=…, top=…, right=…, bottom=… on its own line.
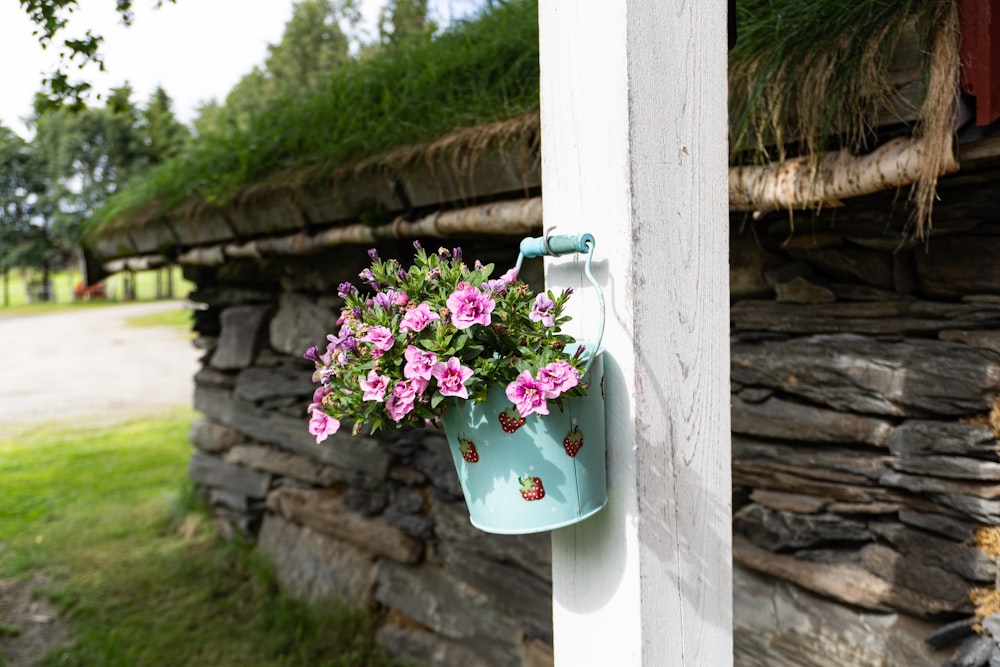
left=514, top=231, right=605, bottom=376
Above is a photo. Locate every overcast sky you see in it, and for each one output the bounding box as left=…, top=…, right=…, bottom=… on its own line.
left=0, top=0, right=480, bottom=139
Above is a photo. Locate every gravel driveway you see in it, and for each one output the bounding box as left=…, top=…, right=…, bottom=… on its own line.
left=0, top=301, right=201, bottom=433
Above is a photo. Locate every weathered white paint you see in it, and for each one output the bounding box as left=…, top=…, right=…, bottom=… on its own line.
left=539, top=2, right=732, bottom=665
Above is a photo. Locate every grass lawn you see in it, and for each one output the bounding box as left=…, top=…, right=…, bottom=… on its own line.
left=1, top=266, right=193, bottom=308
left=0, top=411, right=397, bottom=667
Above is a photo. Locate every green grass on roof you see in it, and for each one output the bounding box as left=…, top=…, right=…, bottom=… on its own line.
left=729, top=0, right=948, bottom=163
left=91, top=0, right=541, bottom=232
left=93, top=0, right=951, bottom=237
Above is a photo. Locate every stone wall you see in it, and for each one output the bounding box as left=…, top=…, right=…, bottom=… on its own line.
left=183, top=238, right=554, bottom=667
left=181, top=203, right=1000, bottom=666
left=730, top=209, right=1000, bottom=666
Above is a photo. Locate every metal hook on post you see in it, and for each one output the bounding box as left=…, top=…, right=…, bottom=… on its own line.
left=542, top=226, right=558, bottom=256
left=513, top=232, right=605, bottom=375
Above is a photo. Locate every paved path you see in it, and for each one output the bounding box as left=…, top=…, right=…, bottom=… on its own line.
left=0, top=301, right=201, bottom=432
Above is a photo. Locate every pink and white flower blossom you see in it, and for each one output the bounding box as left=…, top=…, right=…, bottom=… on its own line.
left=446, top=282, right=495, bottom=329
left=308, top=385, right=331, bottom=413
left=385, top=379, right=421, bottom=421
left=529, top=293, right=556, bottom=327
left=399, top=303, right=440, bottom=333
left=431, top=356, right=474, bottom=399
left=404, top=345, right=437, bottom=383
left=308, top=409, right=341, bottom=444
left=537, top=360, right=580, bottom=399
left=359, top=369, right=391, bottom=402
left=361, top=326, right=395, bottom=357
left=505, top=370, right=549, bottom=418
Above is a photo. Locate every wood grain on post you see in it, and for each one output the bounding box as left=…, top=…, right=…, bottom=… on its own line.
left=539, top=2, right=732, bottom=664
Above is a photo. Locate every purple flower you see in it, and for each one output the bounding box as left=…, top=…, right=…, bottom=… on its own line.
left=361, top=326, right=395, bottom=358
left=482, top=277, right=508, bottom=295
left=368, top=248, right=379, bottom=260
left=359, top=369, right=391, bottom=402
left=404, top=345, right=438, bottom=383
left=505, top=370, right=549, bottom=418
left=537, top=360, right=580, bottom=399
left=529, top=293, right=556, bottom=327
left=312, top=365, right=336, bottom=384
left=446, top=282, right=495, bottom=330
left=386, top=379, right=420, bottom=422
left=303, top=346, right=323, bottom=365
left=413, top=240, right=423, bottom=251
left=359, top=268, right=375, bottom=283
left=452, top=247, right=462, bottom=261
left=432, top=357, right=474, bottom=399
left=426, top=267, right=441, bottom=281
left=500, top=267, right=518, bottom=284
left=326, top=324, right=354, bottom=348
left=337, top=282, right=357, bottom=297
left=400, top=303, right=440, bottom=333
left=373, top=290, right=396, bottom=310
left=308, top=409, right=341, bottom=444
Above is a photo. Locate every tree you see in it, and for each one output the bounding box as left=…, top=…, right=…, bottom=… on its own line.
left=265, top=0, right=358, bottom=97
left=139, top=87, right=191, bottom=163
left=193, top=0, right=361, bottom=134
left=20, top=0, right=175, bottom=109
left=31, top=85, right=147, bottom=248
left=0, top=123, right=45, bottom=304
left=376, top=0, right=435, bottom=49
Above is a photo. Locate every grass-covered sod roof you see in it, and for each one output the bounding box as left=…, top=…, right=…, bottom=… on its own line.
left=90, top=0, right=958, bottom=240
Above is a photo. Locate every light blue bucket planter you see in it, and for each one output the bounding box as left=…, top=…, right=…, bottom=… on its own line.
left=440, top=345, right=607, bottom=535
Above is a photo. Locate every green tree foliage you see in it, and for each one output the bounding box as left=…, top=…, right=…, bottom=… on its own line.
left=31, top=85, right=148, bottom=247
left=194, top=0, right=361, bottom=135
left=265, top=0, right=358, bottom=95
left=377, top=0, right=435, bottom=49
left=20, top=0, right=175, bottom=109
left=0, top=86, right=189, bottom=296
left=140, top=86, right=192, bottom=163
left=0, top=123, right=46, bottom=276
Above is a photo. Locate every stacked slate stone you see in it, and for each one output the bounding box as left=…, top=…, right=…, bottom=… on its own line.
left=729, top=214, right=1000, bottom=666
left=182, top=241, right=554, bottom=667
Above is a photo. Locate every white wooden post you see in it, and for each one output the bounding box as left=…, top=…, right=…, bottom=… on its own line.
left=539, top=2, right=732, bottom=665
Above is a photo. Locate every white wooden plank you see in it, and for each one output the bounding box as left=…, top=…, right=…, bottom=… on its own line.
left=539, top=2, right=732, bottom=665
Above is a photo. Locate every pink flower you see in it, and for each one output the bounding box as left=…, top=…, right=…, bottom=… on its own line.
left=361, top=326, right=395, bottom=358
left=386, top=379, right=421, bottom=422
left=505, top=370, right=549, bottom=418
left=359, top=369, right=391, bottom=402
left=404, top=345, right=437, bottom=382
left=400, top=303, right=440, bottom=333
left=537, top=360, right=580, bottom=399
left=446, top=282, right=495, bottom=330
left=308, top=409, right=341, bottom=444
left=308, top=385, right=330, bottom=413
left=529, top=293, right=556, bottom=327
left=431, top=356, right=474, bottom=399
left=499, top=267, right=518, bottom=284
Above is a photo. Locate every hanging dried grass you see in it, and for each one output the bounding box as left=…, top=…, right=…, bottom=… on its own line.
left=908, top=0, right=961, bottom=238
